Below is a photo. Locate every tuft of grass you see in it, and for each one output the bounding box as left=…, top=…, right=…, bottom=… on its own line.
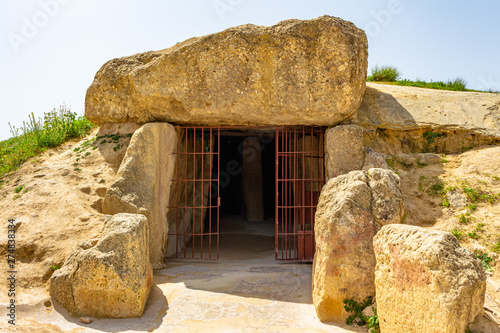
left=451, top=228, right=463, bottom=240
left=2, top=105, right=96, bottom=177
left=493, top=241, right=500, bottom=253
left=50, top=265, right=60, bottom=271
left=367, top=65, right=401, bottom=82
left=14, top=185, right=25, bottom=193
left=459, top=213, right=471, bottom=224
left=394, top=78, right=468, bottom=91
left=468, top=231, right=480, bottom=240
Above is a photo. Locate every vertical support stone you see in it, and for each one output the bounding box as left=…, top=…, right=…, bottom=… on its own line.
left=242, top=137, right=264, bottom=222
left=102, top=123, right=177, bottom=269
left=324, top=125, right=365, bottom=180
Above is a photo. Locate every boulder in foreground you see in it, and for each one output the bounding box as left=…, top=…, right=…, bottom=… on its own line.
left=50, top=213, right=153, bottom=318
left=313, top=168, right=404, bottom=322
left=374, top=224, right=486, bottom=333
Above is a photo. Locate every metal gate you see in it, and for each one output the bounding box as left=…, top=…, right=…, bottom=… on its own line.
left=275, top=127, right=325, bottom=261
left=168, top=127, right=220, bottom=260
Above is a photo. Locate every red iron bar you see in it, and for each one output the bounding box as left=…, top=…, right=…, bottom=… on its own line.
left=168, top=127, right=220, bottom=260
left=275, top=126, right=325, bottom=262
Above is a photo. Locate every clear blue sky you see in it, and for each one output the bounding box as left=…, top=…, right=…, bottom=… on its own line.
left=1, top=0, right=499, bottom=141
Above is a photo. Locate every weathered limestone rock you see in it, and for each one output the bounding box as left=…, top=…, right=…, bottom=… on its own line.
left=356, top=83, right=500, bottom=136
left=85, top=16, right=368, bottom=127
left=312, top=168, right=404, bottom=322
left=368, top=168, right=404, bottom=226
left=325, top=125, right=365, bottom=180
left=242, top=137, right=264, bottom=222
left=374, top=224, right=486, bottom=333
left=362, top=147, right=390, bottom=171
left=102, top=123, right=177, bottom=268
left=50, top=214, right=153, bottom=318
left=417, top=153, right=442, bottom=165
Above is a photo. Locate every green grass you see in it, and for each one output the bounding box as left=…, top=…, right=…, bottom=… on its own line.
left=0, top=106, right=96, bottom=177
left=367, top=65, right=499, bottom=93
left=367, top=65, right=401, bottom=82
left=394, top=78, right=468, bottom=91
left=450, top=228, right=463, bottom=240
left=475, top=252, right=493, bottom=271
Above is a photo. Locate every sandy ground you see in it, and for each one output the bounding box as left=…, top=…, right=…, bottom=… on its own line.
left=1, top=216, right=363, bottom=332
left=1, top=130, right=500, bottom=331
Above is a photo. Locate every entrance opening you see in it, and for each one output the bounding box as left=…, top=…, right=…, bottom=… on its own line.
left=215, top=130, right=276, bottom=260
left=167, top=126, right=324, bottom=262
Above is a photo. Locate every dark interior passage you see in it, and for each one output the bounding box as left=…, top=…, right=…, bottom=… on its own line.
left=205, top=131, right=277, bottom=258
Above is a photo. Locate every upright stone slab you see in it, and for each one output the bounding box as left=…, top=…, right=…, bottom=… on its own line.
left=85, top=16, right=368, bottom=127
left=242, top=137, right=264, bottom=222
left=50, top=214, right=153, bottom=318
left=313, top=171, right=376, bottom=322
left=102, top=123, right=177, bottom=269
left=325, top=125, right=365, bottom=180
left=373, top=224, right=486, bottom=333
left=312, top=168, right=404, bottom=322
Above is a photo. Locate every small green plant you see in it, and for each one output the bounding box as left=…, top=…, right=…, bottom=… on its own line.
left=13, top=194, right=21, bottom=200
left=385, top=158, right=395, bottom=170
left=475, top=252, right=493, bottom=271
left=429, top=181, right=445, bottom=196
left=344, top=296, right=373, bottom=326
left=343, top=297, right=379, bottom=332
left=468, top=231, right=479, bottom=240
left=459, top=213, right=471, bottom=224
left=14, top=185, right=25, bottom=193
left=85, top=151, right=91, bottom=157
left=467, top=204, right=477, bottom=212
left=475, top=223, right=485, bottom=232
left=401, top=213, right=407, bottom=224
left=99, top=179, right=105, bottom=183
left=493, top=241, right=500, bottom=253
left=462, top=146, right=473, bottom=152
left=442, top=198, right=450, bottom=207
left=451, top=228, right=463, bottom=240
left=74, top=168, right=81, bottom=172
left=462, top=186, right=480, bottom=202
left=367, top=65, right=401, bottom=82
left=366, top=308, right=379, bottom=333
left=50, top=265, right=60, bottom=271
left=423, top=131, right=439, bottom=144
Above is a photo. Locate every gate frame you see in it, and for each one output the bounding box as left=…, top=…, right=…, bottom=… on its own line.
left=168, top=127, right=221, bottom=260
left=275, top=126, right=326, bottom=262
left=167, top=125, right=325, bottom=262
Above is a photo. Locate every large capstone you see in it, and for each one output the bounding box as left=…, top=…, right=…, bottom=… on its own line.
left=374, top=224, right=486, bottom=333
left=85, top=15, right=368, bottom=126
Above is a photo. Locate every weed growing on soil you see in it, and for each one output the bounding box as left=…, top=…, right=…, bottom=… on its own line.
left=343, top=296, right=379, bottom=332
left=1, top=106, right=96, bottom=177
left=475, top=252, right=493, bottom=271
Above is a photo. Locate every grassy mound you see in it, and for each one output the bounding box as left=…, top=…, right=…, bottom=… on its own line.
left=0, top=106, right=96, bottom=177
